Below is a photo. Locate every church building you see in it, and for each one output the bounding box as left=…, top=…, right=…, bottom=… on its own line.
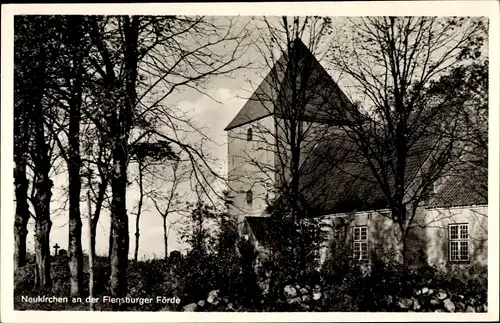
left=224, top=38, right=488, bottom=271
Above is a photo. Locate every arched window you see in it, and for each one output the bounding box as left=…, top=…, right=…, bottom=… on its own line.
left=246, top=190, right=253, bottom=205
left=247, top=127, right=253, bottom=141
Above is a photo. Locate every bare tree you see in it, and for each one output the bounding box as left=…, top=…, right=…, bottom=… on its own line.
left=13, top=21, right=33, bottom=269
left=14, top=16, right=65, bottom=287
left=436, top=59, right=488, bottom=200
left=33, top=16, right=93, bottom=297
left=84, top=15, right=250, bottom=299
left=80, top=121, right=114, bottom=262
left=228, top=16, right=346, bottom=305
left=63, top=16, right=88, bottom=298
left=16, top=15, right=101, bottom=296
left=43, top=16, right=91, bottom=297
left=325, top=17, right=488, bottom=267
left=129, top=140, right=178, bottom=261
left=148, top=159, right=190, bottom=261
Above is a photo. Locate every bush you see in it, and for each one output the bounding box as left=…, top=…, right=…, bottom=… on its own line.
left=14, top=251, right=487, bottom=312
left=317, top=252, right=487, bottom=312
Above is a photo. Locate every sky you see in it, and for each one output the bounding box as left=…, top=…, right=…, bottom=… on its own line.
left=25, top=76, right=254, bottom=259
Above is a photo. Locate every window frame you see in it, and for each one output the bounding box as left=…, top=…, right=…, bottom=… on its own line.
left=448, top=223, right=470, bottom=263
left=352, top=226, right=368, bottom=261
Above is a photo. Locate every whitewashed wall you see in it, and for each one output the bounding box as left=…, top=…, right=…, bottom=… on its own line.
left=227, top=116, right=276, bottom=227
left=425, top=205, right=488, bottom=268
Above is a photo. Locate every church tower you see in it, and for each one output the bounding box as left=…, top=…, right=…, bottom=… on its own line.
left=224, top=38, right=354, bottom=233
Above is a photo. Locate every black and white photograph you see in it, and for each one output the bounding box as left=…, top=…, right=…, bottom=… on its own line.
left=1, top=2, right=499, bottom=322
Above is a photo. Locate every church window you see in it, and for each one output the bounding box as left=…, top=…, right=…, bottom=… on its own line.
left=352, top=226, right=368, bottom=261
left=246, top=189, right=253, bottom=205
left=247, top=127, right=253, bottom=141
left=449, top=223, right=469, bottom=262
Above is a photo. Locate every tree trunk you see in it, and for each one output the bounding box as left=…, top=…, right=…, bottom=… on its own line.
left=108, top=224, right=114, bottom=262
left=401, top=225, right=410, bottom=272
left=402, top=237, right=408, bottom=270
left=34, top=218, right=52, bottom=287
left=21, top=19, right=53, bottom=289
left=109, top=148, right=130, bottom=298
left=14, top=162, right=30, bottom=269
left=133, top=161, right=144, bottom=262
left=33, top=173, right=53, bottom=289
left=90, top=221, right=97, bottom=261
left=108, top=15, right=138, bottom=301
left=107, top=73, right=130, bottom=301
left=87, top=190, right=95, bottom=311
left=32, top=142, right=53, bottom=288
left=68, top=164, right=84, bottom=297
left=163, top=215, right=168, bottom=261
left=67, top=15, right=85, bottom=298
left=14, top=100, right=30, bottom=270
left=394, top=207, right=409, bottom=270
left=32, top=100, right=53, bottom=288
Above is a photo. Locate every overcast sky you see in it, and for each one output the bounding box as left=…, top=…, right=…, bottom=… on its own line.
left=25, top=78, right=257, bottom=259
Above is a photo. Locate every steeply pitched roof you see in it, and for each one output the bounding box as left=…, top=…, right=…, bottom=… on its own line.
left=269, top=128, right=486, bottom=216
left=295, top=129, right=390, bottom=215
left=224, top=38, right=354, bottom=131
left=429, top=148, right=488, bottom=208
left=245, top=130, right=488, bottom=243
left=430, top=173, right=487, bottom=208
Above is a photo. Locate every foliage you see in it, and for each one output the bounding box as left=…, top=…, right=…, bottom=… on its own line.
left=129, top=140, right=178, bottom=164
left=319, top=253, right=487, bottom=312
left=263, top=203, right=324, bottom=309
left=215, top=215, right=241, bottom=295
left=178, top=201, right=219, bottom=256
left=175, top=201, right=251, bottom=305
left=14, top=248, right=487, bottom=312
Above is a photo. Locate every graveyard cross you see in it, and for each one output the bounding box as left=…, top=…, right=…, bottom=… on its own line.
left=53, top=243, right=60, bottom=256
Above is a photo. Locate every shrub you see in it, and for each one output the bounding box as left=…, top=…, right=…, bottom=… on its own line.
left=316, top=250, right=488, bottom=312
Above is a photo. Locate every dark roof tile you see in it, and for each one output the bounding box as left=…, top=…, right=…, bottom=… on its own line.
left=224, top=38, right=353, bottom=131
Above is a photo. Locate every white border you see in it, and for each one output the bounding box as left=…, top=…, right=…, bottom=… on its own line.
left=1, top=1, right=499, bottom=322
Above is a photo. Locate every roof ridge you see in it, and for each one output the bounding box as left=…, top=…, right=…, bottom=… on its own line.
left=224, top=38, right=352, bottom=131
